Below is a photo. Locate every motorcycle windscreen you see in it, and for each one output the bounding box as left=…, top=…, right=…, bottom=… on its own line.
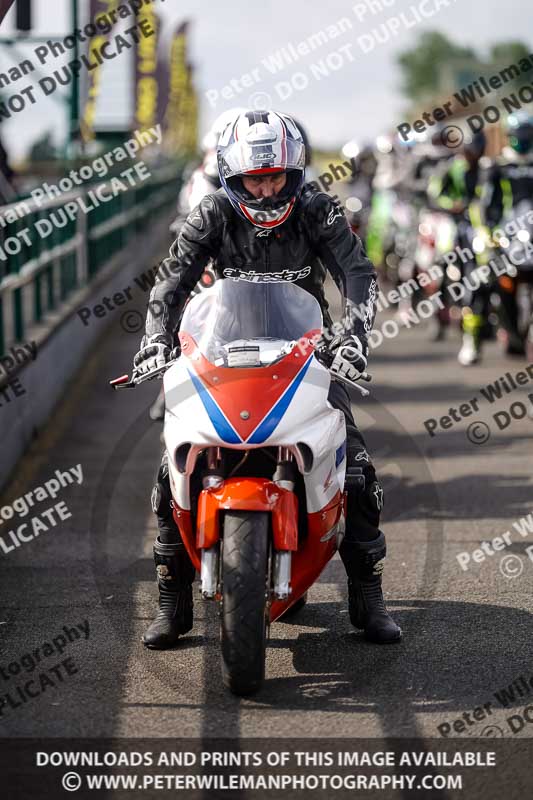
left=179, top=278, right=323, bottom=363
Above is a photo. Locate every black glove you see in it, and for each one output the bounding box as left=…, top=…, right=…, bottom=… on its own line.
left=133, top=334, right=172, bottom=376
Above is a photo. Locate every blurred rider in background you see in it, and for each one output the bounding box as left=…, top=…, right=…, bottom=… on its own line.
left=483, top=112, right=533, bottom=356
left=169, top=108, right=246, bottom=241
left=428, top=132, right=489, bottom=365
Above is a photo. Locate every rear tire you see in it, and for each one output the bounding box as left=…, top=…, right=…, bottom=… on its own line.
left=221, top=511, right=269, bottom=695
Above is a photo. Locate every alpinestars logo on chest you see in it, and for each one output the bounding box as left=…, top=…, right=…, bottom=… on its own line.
left=327, top=206, right=344, bottom=226
left=222, top=266, right=311, bottom=283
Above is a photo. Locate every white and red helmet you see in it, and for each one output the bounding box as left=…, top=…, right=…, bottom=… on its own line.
left=217, top=109, right=306, bottom=229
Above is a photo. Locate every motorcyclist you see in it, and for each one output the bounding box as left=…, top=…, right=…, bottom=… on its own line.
left=345, top=145, right=378, bottom=242
left=483, top=112, right=533, bottom=355
left=133, top=109, right=401, bottom=651
left=428, top=132, right=486, bottom=214
left=151, top=114, right=316, bottom=423
left=427, top=132, right=489, bottom=365
left=366, top=135, right=417, bottom=287
left=404, top=128, right=452, bottom=200
left=397, top=129, right=454, bottom=341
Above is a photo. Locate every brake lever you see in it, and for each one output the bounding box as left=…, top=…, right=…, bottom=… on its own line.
left=109, top=359, right=179, bottom=390
left=332, top=373, right=370, bottom=397
left=314, top=348, right=372, bottom=396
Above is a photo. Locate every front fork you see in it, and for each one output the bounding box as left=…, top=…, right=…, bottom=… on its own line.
left=200, top=447, right=222, bottom=600
left=271, top=447, right=295, bottom=601
left=199, top=447, right=296, bottom=602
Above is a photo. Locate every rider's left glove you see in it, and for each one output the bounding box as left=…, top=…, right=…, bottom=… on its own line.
left=133, top=334, right=172, bottom=376
left=329, top=334, right=368, bottom=381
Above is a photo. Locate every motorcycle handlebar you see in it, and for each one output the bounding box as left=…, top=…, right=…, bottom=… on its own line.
left=110, top=350, right=372, bottom=392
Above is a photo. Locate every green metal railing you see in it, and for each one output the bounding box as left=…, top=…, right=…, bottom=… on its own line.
left=0, top=163, right=181, bottom=355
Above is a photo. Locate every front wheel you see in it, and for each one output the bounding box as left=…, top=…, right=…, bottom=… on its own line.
left=221, top=511, right=270, bottom=695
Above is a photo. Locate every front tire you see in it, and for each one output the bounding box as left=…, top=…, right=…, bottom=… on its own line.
left=221, top=511, right=269, bottom=695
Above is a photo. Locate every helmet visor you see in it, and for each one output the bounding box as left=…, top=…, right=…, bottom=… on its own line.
left=219, top=135, right=304, bottom=179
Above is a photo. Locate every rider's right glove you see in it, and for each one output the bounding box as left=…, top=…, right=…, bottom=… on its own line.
left=329, top=333, right=368, bottom=383
left=133, top=334, right=172, bottom=376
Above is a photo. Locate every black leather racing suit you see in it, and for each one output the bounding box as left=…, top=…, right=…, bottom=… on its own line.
left=148, top=186, right=384, bottom=547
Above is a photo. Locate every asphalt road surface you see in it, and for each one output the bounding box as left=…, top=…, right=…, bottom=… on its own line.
left=1, top=278, right=533, bottom=753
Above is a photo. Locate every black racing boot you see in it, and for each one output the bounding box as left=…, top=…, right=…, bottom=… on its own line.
left=142, top=538, right=195, bottom=649
left=340, top=532, right=401, bottom=644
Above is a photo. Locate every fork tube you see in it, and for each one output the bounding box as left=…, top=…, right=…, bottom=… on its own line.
left=203, top=447, right=223, bottom=489
left=273, top=447, right=295, bottom=598
left=207, top=447, right=222, bottom=470
left=274, top=447, right=295, bottom=491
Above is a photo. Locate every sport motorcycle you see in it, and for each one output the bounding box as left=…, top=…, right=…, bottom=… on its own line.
left=111, top=279, right=369, bottom=695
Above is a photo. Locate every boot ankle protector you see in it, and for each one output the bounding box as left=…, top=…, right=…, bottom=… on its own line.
left=340, top=531, right=387, bottom=578
left=153, top=537, right=195, bottom=587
